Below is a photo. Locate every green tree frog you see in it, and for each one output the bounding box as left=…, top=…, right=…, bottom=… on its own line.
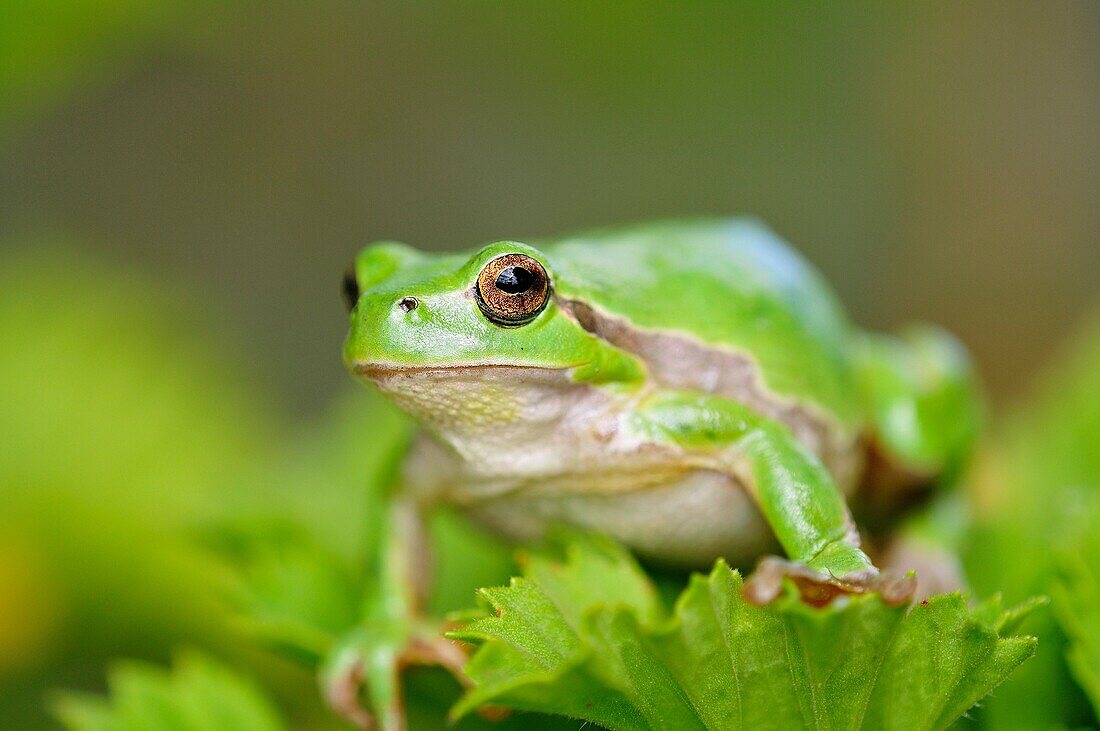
left=331, top=218, right=980, bottom=729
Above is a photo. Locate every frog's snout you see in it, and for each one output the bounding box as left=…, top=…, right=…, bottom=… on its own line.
left=344, top=287, right=427, bottom=375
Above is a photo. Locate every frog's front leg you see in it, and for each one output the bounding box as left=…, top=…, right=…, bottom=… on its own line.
left=630, top=391, right=916, bottom=607
left=322, top=494, right=467, bottom=730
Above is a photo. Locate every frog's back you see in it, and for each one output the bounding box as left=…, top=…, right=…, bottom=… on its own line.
left=543, top=218, right=860, bottom=430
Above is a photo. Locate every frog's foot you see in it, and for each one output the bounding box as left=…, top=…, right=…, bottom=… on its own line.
left=323, top=623, right=471, bottom=731
left=742, top=556, right=916, bottom=608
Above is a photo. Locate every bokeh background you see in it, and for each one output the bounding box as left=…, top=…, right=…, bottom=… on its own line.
left=2, top=2, right=1099, bottom=729
left=4, top=1, right=1099, bottom=410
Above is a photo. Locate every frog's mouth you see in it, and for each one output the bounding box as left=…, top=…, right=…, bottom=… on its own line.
left=352, top=361, right=570, bottom=381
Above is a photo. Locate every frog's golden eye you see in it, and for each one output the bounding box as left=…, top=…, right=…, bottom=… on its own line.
left=342, top=265, right=360, bottom=313
left=476, top=253, right=550, bottom=326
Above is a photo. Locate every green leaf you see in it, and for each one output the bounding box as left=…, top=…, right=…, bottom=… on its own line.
left=52, top=651, right=286, bottom=731
left=200, top=519, right=361, bottom=666
left=1052, top=492, right=1100, bottom=717
left=451, top=534, right=1038, bottom=731
left=1056, top=553, right=1100, bottom=714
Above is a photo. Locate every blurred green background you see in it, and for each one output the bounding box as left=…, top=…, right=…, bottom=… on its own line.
left=2, top=2, right=1099, bottom=729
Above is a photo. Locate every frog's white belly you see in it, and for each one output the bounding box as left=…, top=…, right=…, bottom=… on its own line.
left=461, top=469, right=778, bottom=569
left=382, top=365, right=854, bottom=570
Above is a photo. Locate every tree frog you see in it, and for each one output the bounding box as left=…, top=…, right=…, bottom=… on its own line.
left=331, top=218, right=980, bottom=729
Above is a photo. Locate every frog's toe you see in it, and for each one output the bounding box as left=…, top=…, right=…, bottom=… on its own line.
left=742, top=556, right=916, bottom=608
left=325, top=654, right=376, bottom=730
left=323, top=630, right=472, bottom=731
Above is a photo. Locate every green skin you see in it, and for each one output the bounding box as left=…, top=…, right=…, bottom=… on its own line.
left=331, top=219, right=980, bottom=729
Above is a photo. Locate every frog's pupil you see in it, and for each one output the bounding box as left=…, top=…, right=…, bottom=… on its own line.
left=496, top=266, right=534, bottom=294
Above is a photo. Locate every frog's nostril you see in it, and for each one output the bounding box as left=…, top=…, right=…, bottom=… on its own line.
left=397, top=296, right=419, bottom=313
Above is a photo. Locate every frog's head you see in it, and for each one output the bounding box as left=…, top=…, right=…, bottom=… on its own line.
left=342, top=240, right=643, bottom=435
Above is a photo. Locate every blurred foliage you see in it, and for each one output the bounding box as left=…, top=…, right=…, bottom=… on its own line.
left=962, top=314, right=1100, bottom=728
left=1053, top=493, right=1100, bottom=716
left=52, top=652, right=286, bottom=731
left=0, top=242, right=283, bottom=726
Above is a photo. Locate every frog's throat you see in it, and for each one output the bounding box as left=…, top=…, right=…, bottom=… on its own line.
left=353, top=361, right=589, bottom=455
left=352, top=362, right=571, bottom=380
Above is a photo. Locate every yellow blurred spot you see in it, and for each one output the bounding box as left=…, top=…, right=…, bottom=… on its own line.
left=0, top=534, right=61, bottom=674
